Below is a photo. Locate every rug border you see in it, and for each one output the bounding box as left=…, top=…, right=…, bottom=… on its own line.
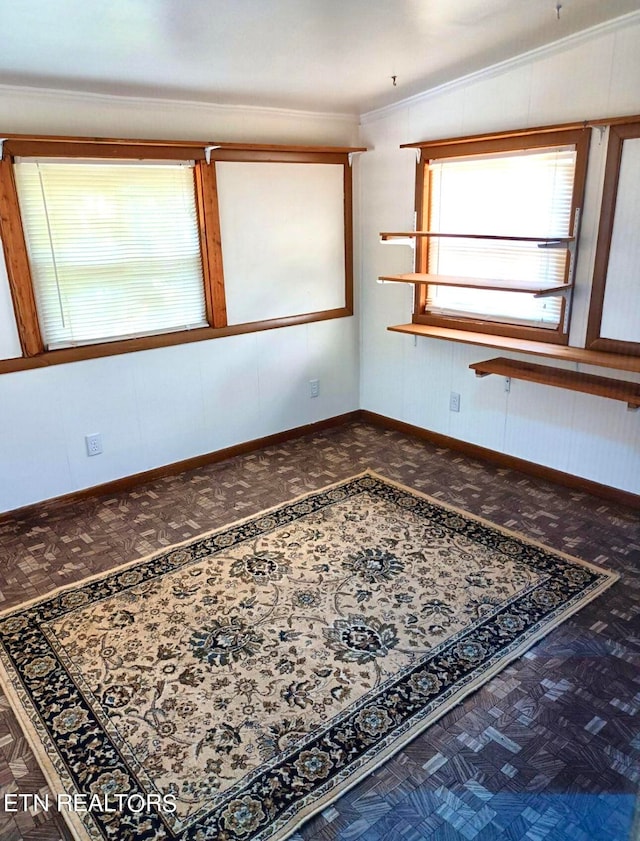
left=0, top=470, right=620, bottom=841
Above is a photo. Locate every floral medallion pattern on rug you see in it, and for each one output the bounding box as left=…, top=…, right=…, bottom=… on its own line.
left=0, top=474, right=617, bottom=841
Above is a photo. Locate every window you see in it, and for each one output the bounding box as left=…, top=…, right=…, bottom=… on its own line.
left=586, top=120, right=640, bottom=357
left=0, top=136, right=360, bottom=371
left=14, top=159, right=207, bottom=349
left=410, top=127, right=590, bottom=343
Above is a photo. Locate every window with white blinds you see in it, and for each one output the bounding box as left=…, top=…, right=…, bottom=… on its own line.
left=426, top=147, right=577, bottom=328
left=14, top=159, right=207, bottom=349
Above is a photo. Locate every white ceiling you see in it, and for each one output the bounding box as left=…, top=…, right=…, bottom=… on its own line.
left=0, top=0, right=639, bottom=115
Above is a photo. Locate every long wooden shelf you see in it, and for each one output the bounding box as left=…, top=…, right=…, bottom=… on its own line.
left=387, top=324, right=640, bottom=374
left=380, top=231, right=573, bottom=245
left=470, top=357, right=640, bottom=409
left=378, top=273, right=572, bottom=298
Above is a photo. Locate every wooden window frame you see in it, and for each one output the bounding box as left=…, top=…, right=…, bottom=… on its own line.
left=406, top=126, right=591, bottom=345
left=0, top=135, right=362, bottom=373
left=586, top=120, right=640, bottom=357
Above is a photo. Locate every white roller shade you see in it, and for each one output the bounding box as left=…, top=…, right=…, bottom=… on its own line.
left=427, top=147, right=576, bottom=328
left=14, top=159, right=207, bottom=349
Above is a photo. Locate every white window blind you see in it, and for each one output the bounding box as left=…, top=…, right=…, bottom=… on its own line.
left=14, top=159, right=207, bottom=349
left=427, top=147, right=576, bottom=328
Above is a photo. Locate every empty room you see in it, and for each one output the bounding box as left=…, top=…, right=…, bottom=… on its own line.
left=0, top=2, right=638, bottom=841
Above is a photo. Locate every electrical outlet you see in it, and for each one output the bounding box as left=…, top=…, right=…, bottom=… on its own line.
left=449, top=392, right=461, bottom=412
left=309, top=379, right=320, bottom=398
left=505, top=377, right=511, bottom=393
left=85, top=433, right=103, bottom=456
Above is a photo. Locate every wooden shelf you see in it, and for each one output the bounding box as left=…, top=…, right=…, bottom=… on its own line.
left=378, top=273, right=572, bottom=299
left=380, top=231, right=573, bottom=246
left=387, top=324, right=640, bottom=374
left=470, top=357, right=640, bottom=409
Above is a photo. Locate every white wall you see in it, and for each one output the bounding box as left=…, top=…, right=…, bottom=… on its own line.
left=359, top=14, right=640, bottom=495
left=0, top=88, right=360, bottom=512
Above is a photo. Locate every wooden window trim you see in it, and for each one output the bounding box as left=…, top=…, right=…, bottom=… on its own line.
left=0, top=134, right=361, bottom=370
left=401, top=121, right=588, bottom=151
left=586, top=120, right=640, bottom=357
left=0, top=309, right=349, bottom=375
left=0, top=158, right=44, bottom=356
left=400, top=117, right=640, bottom=153
left=2, top=135, right=365, bottom=160
left=194, top=161, right=228, bottom=329
left=411, top=126, right=591, bottom=345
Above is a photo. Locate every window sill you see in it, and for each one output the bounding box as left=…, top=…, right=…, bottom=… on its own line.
left=388, top=323, right=640, bottom=374
left=0, top=307, right=353, bottom=375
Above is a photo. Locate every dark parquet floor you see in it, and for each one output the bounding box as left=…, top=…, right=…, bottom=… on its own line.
left=0, top=421, right=638, bottom=841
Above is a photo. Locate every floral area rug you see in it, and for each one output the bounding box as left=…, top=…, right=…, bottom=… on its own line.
left=0, top=472, right=618, bottom=841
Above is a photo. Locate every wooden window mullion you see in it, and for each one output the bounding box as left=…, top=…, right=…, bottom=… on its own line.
left=194, top=161, right=227, bottom=329
left=342, top=160, right=354, bottom=314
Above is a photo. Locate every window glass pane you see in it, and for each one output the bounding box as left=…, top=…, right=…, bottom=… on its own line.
left=426, top=148, right=576, bottom=327
left=14, top=160, right=207, bottom=349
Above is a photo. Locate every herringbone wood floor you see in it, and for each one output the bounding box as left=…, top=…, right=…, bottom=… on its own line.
left=1, top=422, right=638, bottom=840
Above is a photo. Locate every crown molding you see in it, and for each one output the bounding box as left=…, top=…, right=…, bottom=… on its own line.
left=360, top=9, right=640, bottom=125
left=0, top=81, right=358, bottom=125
